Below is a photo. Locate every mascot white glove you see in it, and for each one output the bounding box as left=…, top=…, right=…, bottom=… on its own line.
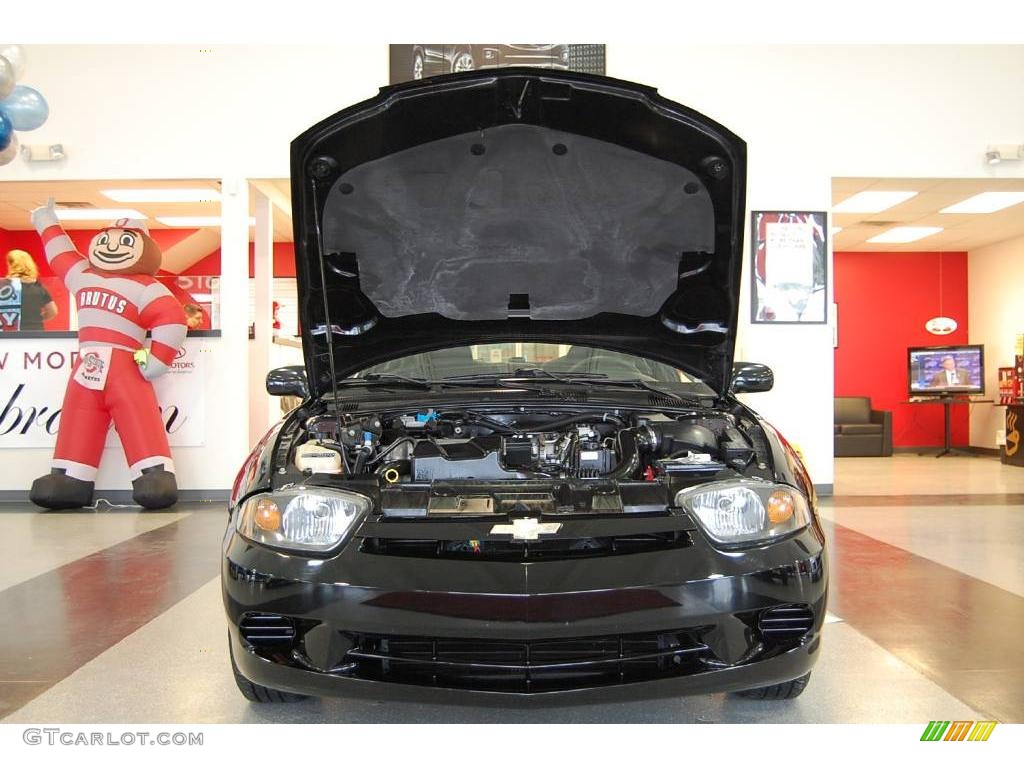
left=30, top=197, right=57, bottom=230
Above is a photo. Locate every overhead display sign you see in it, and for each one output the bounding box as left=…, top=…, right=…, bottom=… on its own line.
left=0, top=337, right=206, bottom=448
left=388, top=44, right=606, bottom=85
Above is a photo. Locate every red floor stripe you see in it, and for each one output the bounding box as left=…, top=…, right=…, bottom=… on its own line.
left=0, top=509, right=225, bottom=719
left=823, top=519, right=1024, bottom=722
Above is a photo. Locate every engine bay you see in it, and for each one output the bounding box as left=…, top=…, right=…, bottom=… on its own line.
left=288, top=406, right=775, bottom=516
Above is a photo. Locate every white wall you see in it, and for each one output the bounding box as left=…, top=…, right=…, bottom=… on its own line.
left=612, top=45, right=1024, bottom=487
left=2, top=45, right=388, bottom=493
left=5, top=45, right=387, bottom=181
left=969, top=234, right=1024, bottom=448
left=5, top=44, right=1024, bottom=492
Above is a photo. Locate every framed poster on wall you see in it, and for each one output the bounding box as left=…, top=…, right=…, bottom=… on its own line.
left=389, top=44, right=606, bottom=85
left=750, top=211, right=828, bottom=324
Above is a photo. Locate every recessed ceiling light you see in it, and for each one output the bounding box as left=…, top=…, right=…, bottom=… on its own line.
left=156, top=215, right=255, bottom=227
left=55, top=208, right=147, bottom=221
left=866, top=226, right=943, bottom=244
left=833, top=190, right=918, bottom=213
left=831, top=226, right=843, bottom=234
left=939, top=191, right=1024, bottom=214
left=102, top=188, right=221, bottom=203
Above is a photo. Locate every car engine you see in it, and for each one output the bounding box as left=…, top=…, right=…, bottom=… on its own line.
left=292, top=407, right=764, bottom=486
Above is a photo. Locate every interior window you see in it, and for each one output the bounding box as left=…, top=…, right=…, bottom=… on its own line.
left=356, top=343, right=711, bottom=390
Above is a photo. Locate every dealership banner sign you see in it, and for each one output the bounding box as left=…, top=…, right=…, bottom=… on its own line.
left=0, top=338, right=206, bottom=448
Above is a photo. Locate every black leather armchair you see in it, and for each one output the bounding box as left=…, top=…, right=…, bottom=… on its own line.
left=834, top=396, right=893, bottom=457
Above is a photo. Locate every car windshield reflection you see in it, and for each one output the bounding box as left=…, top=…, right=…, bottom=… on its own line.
left=353, top=343, right=714, bottom=393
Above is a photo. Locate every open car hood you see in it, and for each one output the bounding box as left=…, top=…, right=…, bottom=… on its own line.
left=291, top=68, right=746, bottom=397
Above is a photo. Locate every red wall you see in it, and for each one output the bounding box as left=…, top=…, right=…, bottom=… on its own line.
left=3, top=226, right=75, bottom=330
left=4, top=227, right=295, bottom=333
left=3, top=226, right=202, bottom=331
left=834, top=251, right=970, bottom=447
left=3, top=226, right=296, bottom=280
left=183, top=242, right=296, bottom=278
left=3, top=227, right=197, bottom=279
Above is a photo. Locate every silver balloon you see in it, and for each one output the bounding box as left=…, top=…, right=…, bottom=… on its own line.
left=0, top=85, right=48, bottom=131
left=0, top=45, right=25, bottom=81
left=0, top=56, right=13, bottom=100
left=0, top=131, right=19, bottom=166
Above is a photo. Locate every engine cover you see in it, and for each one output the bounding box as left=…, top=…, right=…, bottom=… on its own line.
left=409, top=432, right=617, bottom=481
left=412, top=437, right=530, bottom=482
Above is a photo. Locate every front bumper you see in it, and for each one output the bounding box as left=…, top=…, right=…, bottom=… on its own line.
left=222, top=516, right=827, bottom=702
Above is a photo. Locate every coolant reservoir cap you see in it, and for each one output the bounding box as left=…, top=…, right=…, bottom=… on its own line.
left=295, top=440, right=343, bottom=474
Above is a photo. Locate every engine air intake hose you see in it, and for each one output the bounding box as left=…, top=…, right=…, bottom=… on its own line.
left=600, top=428, right=645, bottom=480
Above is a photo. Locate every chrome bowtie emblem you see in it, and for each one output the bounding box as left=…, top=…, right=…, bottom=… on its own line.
left=490, top=517, right=562, bottom=541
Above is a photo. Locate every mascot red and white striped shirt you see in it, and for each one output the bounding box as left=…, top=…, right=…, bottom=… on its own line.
left=38, top=214, right=186, bottom=374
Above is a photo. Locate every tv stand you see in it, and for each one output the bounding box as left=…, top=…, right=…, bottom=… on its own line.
left=936, top=397, right=960, bottom=458
left=901, top=397, right=994, bottom=457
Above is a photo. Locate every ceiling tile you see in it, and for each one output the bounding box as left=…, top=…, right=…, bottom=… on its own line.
left=832, top=177, right=1024, bottom=252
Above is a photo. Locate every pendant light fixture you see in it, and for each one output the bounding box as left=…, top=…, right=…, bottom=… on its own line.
left=925, top=251, right=958, bottom=336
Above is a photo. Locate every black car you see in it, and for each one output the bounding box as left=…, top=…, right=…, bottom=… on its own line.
left=223, top=69, right=828, bottom=704
left=411, top=44, right=570, bottom=80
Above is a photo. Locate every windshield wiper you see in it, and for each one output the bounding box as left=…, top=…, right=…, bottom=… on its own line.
left=443, top=368, right=705, bottom=406
left=513, top=367, right=607, bottom=381
left=441, top=368, right=607, bottom=384
left=508, top=367, right=700, bottom=404
left=337, top=369, right=705, bottom=407
left=338, top=373, right=542, bottom=391
left=337, top=373, right=434, bottom=389
left=599, top=378, right=705, bottom=407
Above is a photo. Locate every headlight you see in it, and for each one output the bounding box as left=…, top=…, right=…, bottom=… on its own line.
left=676, top=481, right=810, bottom=545
left=235, top=487, right=370, bottom=553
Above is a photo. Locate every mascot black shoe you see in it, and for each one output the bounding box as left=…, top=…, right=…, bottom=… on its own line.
left=132, top=466, right=179, bottom=510
left=29, top=470, right=95, bottom=510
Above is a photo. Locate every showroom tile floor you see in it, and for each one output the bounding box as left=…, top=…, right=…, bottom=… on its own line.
left=0, top=455, right=1020, bottom=724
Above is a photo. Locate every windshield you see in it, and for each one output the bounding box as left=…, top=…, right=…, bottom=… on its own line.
left=353, top=343, right=714, bottom=393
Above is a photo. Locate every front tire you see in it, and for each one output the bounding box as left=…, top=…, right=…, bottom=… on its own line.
left=230, top=639, right=309, bottom=703
left=451, top=51, right=474, bottom=73
left=734, top=672, right=811, bottom=700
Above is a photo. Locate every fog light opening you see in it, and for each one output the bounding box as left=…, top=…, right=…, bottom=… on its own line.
left=757, top=604, right=814, bottom=642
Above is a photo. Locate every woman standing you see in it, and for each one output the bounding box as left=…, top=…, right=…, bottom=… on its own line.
left=5, top=249, right=58, bottom=330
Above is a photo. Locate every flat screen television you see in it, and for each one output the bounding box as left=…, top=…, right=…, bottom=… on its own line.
left=908, top=344, right=984, bottom=396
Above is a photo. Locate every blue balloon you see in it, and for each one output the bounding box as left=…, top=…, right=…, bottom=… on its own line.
left=0, top=110, right=12, bottom=151
left=0, top=85, right=49, bottom=131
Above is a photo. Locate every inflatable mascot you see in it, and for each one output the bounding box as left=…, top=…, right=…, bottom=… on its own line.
left=29, top=199, right=187, bottom=510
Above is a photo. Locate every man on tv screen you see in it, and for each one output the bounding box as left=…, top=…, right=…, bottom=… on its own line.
left=929, top=355, right=973, bottom=388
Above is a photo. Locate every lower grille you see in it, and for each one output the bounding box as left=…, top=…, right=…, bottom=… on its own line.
left=360, top=530, right=691, bottom=561
left=239, top=613, right=297, bottom=647
left=342, top=629, right=712, bottom=692
left=757, top=604, right=814, bottom=640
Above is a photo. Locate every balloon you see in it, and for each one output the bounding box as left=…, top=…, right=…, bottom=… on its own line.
left=0, top=45, right=25, bottom=80
left=0, top=132, right=18, bottom=166
left=0, top=110, right=13, bottom=151
left=0, top=84, right=49, bottom=131
left=0, top=55, right=14, bottom=100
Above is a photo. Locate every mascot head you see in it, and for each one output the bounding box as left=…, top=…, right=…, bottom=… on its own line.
left=87, top=218, right=162, bottom=275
